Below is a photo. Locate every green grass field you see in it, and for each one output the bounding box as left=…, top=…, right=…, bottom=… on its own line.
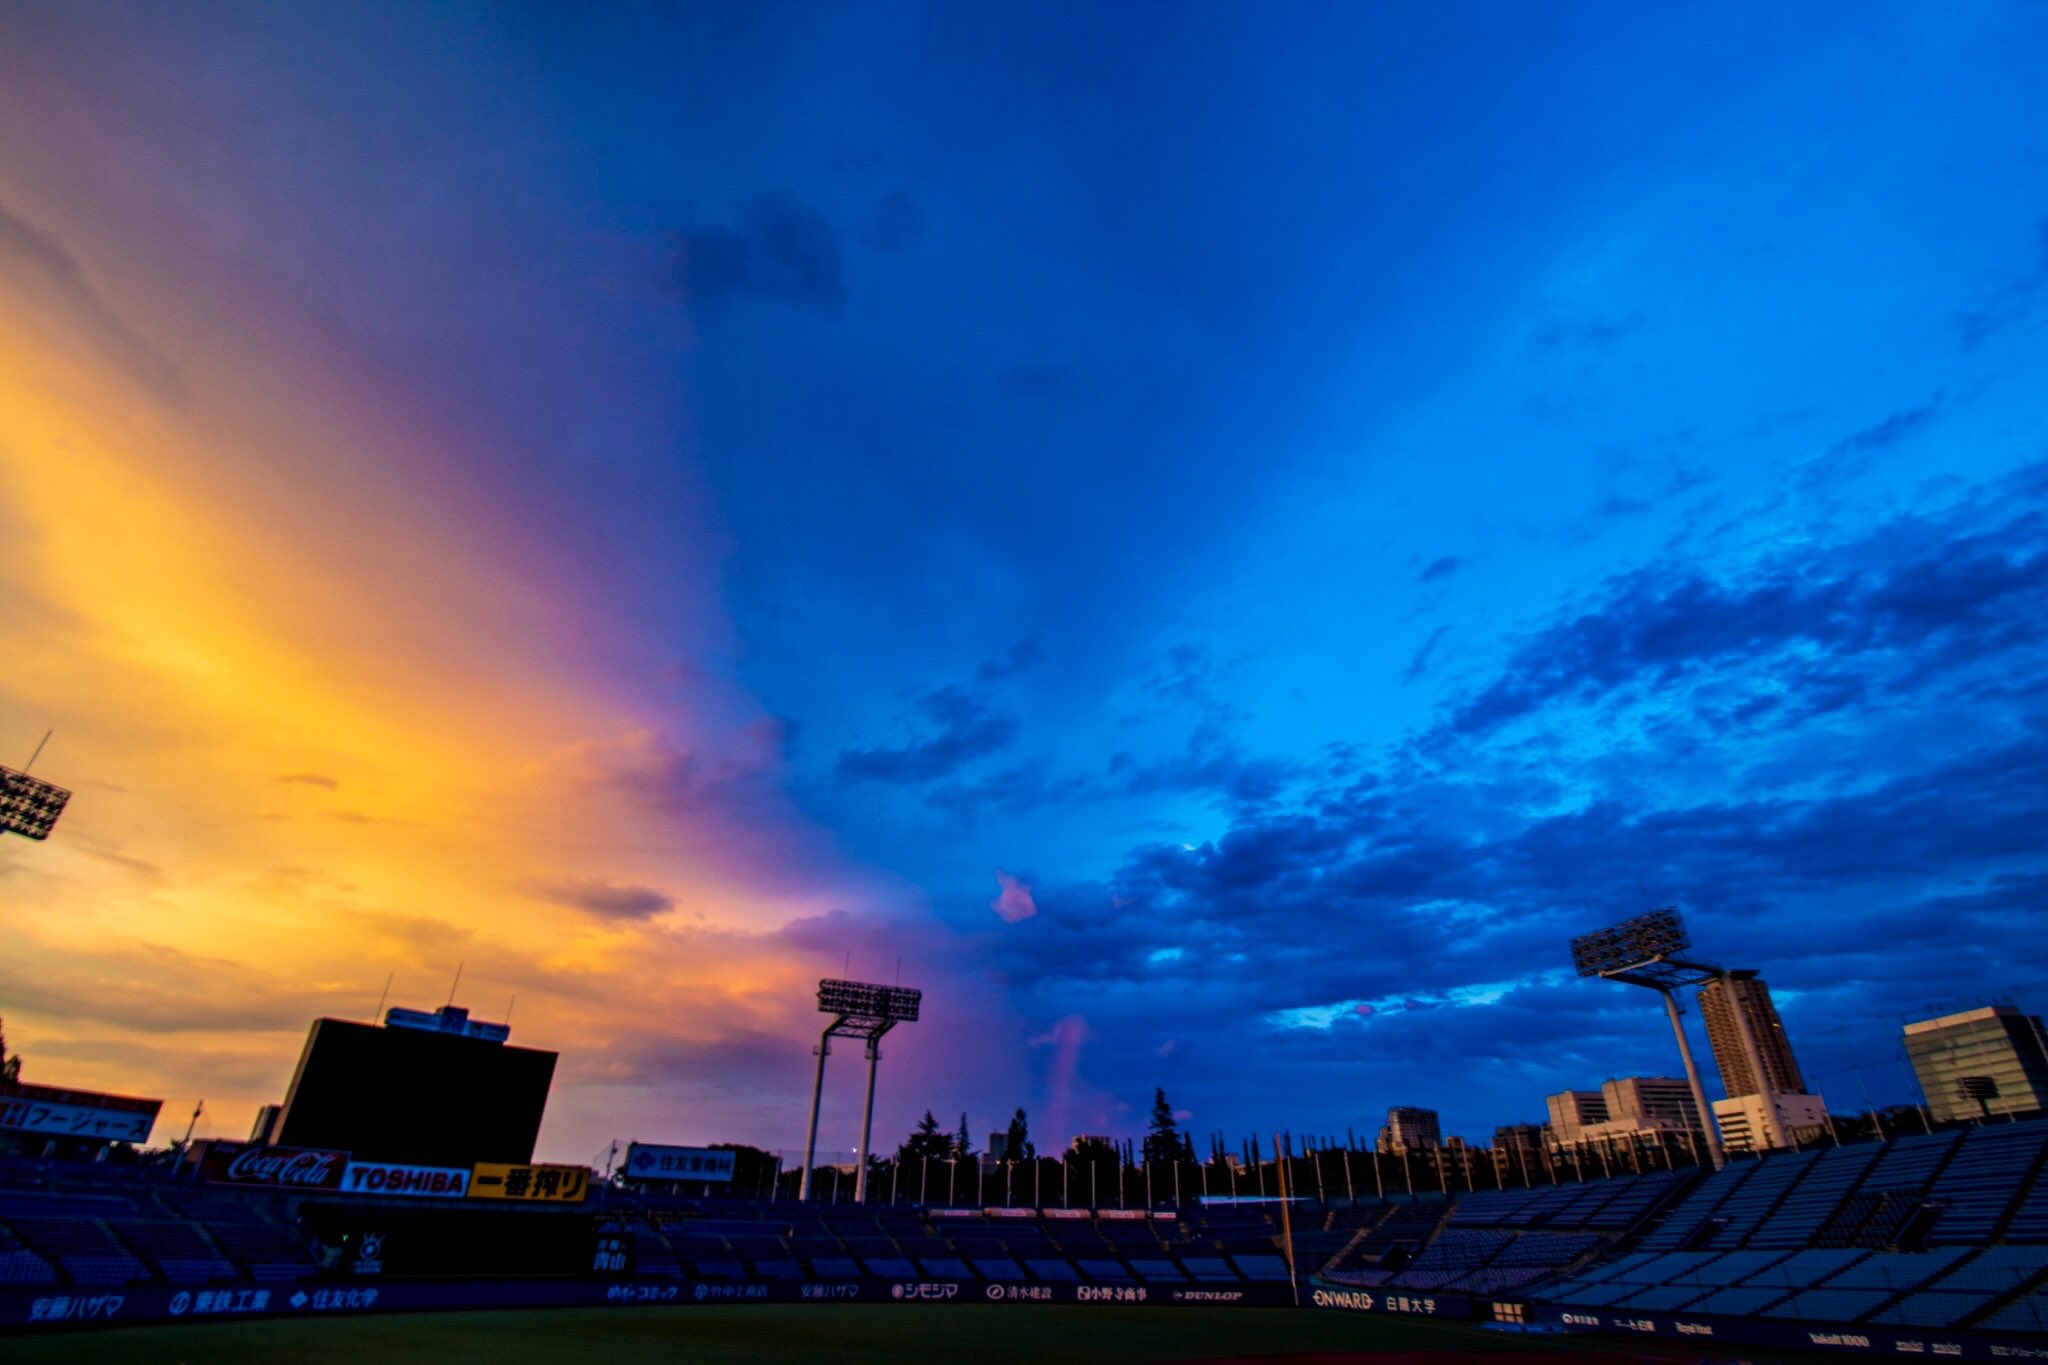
left=0, top=1304, right=1671, bottom=1364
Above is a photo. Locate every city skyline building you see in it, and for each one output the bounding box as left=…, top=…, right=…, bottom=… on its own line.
left=1376, top=1105, right=1442, bottom=1154
left=1544, top=1090, right=1607, bottom=1146
left=1906, top=1005, right=2048, bottom=1123
left=1714, top=1092, right=1830, bottom=1152
left=1700, top=975, right=1807, bottom=1099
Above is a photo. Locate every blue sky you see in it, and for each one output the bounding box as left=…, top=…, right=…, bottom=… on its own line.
left=3, top=1, right=2047, bottom=1155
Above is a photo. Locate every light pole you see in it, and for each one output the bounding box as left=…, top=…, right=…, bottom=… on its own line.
left=1568, top=908, right=1730, bottom=1168
left=797, top=978, right=922, bottom=1202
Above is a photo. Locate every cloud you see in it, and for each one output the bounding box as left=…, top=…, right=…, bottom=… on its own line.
left=274, top=771, right=339, bottom=789
left=976, top=637, right=1044, bottom=683
left=866, top=190, right=923, bottom=251
left=669, top=192, right=844, bottom=314
left=1402, top=625, right=1450, bottom=684
left=1526, top=312, right=1638, bottom=353
left=997, top=364, right=1093, bottom=402
left=1417, top=555, right=1464, bottom=584
left=1797, top=394, right=1943, bottom=492
left=1960, top=217, right=2048, bottom=347
left=0, top=202, right=184, bottom=402
left=836, top=685, right=1020, bottom=785
left=990, top=869, right=1037, bottom=923
left=524, top=877, right=676, bottom=922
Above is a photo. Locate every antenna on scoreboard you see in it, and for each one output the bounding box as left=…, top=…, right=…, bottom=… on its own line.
left=504, top=994, right=516, bottom=1028
left=23, top=730, right=52, bottom=773
left=373, top=971, right=393, bottom=1023
left=446, top=960, right=464, bottom=1007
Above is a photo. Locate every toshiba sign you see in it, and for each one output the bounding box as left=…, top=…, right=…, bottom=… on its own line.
left=341, top=1161, right=470, bottom=1198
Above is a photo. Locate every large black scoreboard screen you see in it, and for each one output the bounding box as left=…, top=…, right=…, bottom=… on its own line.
left=273, top=1019, right=557, bottom=1167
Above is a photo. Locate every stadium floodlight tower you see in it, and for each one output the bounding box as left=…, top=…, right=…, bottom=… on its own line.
left=1, top=734, right=71, bottom=843
left=1570, top=907, right=1786, bottom=1166
left=798, top=978, right=922, bottom=1203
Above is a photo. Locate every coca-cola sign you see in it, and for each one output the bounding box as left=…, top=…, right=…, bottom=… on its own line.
left=199, top=1140, right=349, bottom=1189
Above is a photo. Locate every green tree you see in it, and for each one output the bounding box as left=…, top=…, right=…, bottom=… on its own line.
left=1142, top=1087, right=1182, bottom=1163
left=1003, top=1107, right=1035, bottom=1161
left=898, top=1110, right=952, bottom=1162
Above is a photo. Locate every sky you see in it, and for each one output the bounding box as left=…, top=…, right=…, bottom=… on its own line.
left=2, top=2, right=2047, bottom=1163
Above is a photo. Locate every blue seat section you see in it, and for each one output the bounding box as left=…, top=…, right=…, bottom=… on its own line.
left=1492, top=1231, right=1599, bottom=1267
left=1573, top=1252, right=1657, bottom=1284
left=1927, top=1125, right=2048, bottom=1245
left=1689, top=1285, right=1790, bottom=1316
left=1867, top=1291, right=1993, bottom=1329
left=1760, top=1288, right=1890, bottom=1322
left=1023, top=1258, right=1078, bottom=1282
left=1639, top=1161, right=1758, bottom=1251
left=860, top=1256, right=916, bottom=1278
left=1615, top=1251, right=1722, bottom=1285
left=1703, top=1149, right=1822, bottom=1248
left=1585, top=1169, right=1690, bottom=1229
left=2007, top=1171, right=2048, bottom=1244
left=1683, top=1249, right=1789, bottom=1286
left=1128, top=1259, right=1186, bottom=1282
left=1232, top=1254, right=1290, bottom=1282
left=1750, top=1143, right=1879, bottom=1249
left=1544, top=1279, right=1636, bottom=1307
left=967, top=1256, right=1024, bottom=1280
left=916, top=1257, right=972, bottom=1279
left=1077, top=1258, right=1133, bottom=1282
left=1180, top=1256, right=1239, bottom=1282
left=1611, top=1283, right=1707, bottom=1311
left=1740, top=1247, right=1869, bottom=1289
left=1861, top=1129, right=1964, bottom=1194
left=1823, top=1247, right=1971, bottom=1291
left=807, top=1256, right=861, bottom=1278
left=1929, top=1244, right=2048, bottom=1294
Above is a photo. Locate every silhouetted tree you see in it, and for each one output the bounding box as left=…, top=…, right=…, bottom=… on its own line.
left=899, top=1110, right=952, bottom=1162
left=1004, top=1107, right=1035, bottom=1161
left=1143, top=1087, right=1182, bottom=1163
left=955, top=1112, right=974, bottom=1158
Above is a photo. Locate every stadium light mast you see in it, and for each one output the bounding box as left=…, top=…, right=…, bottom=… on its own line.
left=1, top=732, right=72, bottom=843
left=798, top=978, right=922, bottom=1203
left=1570, top=907, right=1776, bottom=1168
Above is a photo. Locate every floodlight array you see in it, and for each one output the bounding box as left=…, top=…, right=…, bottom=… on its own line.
left=0, top=765, right=71, bottom=841
left=1569, top=907, right=1689, bottom=976
left=816, top=978, right=922, bottom=1023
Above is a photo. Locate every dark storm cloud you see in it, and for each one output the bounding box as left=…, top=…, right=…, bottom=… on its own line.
left=669, top=192, right=844, bottom=313
left=524, top=877, right=676, bottom=922
left=0, top=202, right=184, bottom=402
left=979, top=478, right=2048, bottom=1130
left=835, top=684, right=1021, bottom=785
left=1417, top=555, right=1464, bottom=584
left=1444, top=495, right=2047, bottom=738
left=996, top=363, right=1093, bottom=402
left=866, top=190, right=923, bottom=251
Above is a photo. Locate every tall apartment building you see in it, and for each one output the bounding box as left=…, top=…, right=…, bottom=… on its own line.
left=1905, top=1005, right=2048, bottom=1123
left=1375, top=1105, right=1442, bottom=1154
left=1700, top=975, right=1807, bottom=1098
left=1544, top=1090, right=1607, bottom=1145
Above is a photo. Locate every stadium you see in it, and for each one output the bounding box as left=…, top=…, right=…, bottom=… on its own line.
left=10, top=3, right=2048, bottom=1363
left=7, top=972, right=2048, bottom=1362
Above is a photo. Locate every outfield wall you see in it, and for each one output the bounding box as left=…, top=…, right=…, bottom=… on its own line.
left=3, top=1277, right=1298, bottom=1332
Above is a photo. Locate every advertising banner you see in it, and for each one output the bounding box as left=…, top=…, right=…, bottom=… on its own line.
left=340, top=1161, right=470, bottom=1198
left=0, top=1094, right=158, bottom=1144
left=198, top=1140, right=348, bottom=1189
left=468, top=1162, right=590, bottom=1202
left=622, top=1144, right=736, bottom=1183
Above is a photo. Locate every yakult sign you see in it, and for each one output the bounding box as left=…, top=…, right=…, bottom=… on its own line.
left=199, top=1141, right=348, bottom=1189
left=341, top=1161, right=470, bottom=1198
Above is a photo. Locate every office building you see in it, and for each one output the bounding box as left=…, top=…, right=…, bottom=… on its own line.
left=1599, top=1076, right=1706, bottom=1135
left=1493, top=1124, right=1546, bottom=1180
left=1700, top=975, right=1807, bottom=1098
left=1544, top=1090, right=1607, bottom=1145
left=1376, top=1105, right=1442, bottom=1154
left=1714, top=1092, right=1829, bottom=1153
left=1905, top=1005, right=2048, bottom=1123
